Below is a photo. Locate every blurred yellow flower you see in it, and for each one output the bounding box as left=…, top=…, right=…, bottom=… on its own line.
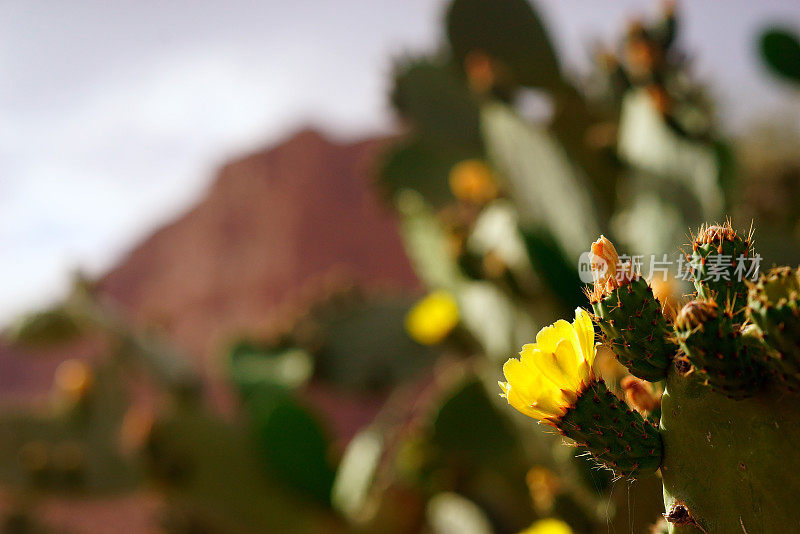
left=499, top=308, right=596, bottom=423
left=519, top=518, right=574, bottom=534
left=405, top=290, right=459, bottom=345
left=448, top=159, right=498, bottom=204
left=526, top=466, right=560, bottom=513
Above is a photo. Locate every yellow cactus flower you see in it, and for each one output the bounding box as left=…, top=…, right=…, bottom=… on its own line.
left=499, top=308, right=596, bottom=423
left=405, top=290, right=459, bottom=345
left=519, top=518, right=574, bottom=534
left=448, top=159, right=498, bottom=204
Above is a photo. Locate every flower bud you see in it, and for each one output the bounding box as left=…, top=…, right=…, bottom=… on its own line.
left=675, top=300, right=718, bottom=331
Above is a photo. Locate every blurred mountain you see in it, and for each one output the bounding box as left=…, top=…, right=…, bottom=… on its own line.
left=97, top=128, right=417, bottom=360
left=2, top=128, right=418, bottom=410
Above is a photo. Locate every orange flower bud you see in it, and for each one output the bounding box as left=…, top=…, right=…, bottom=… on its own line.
left=590, top=236, right=636, bottom=301
left=620, top=375, right=661, bottom=414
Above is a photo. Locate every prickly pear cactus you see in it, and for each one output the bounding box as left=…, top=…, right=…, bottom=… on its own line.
left=499, top=222, right=800, bottom=533
left=660, top=357, right=800, bottom=534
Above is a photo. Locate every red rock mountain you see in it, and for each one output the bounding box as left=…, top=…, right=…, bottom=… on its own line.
left=96, top=128, right=418, bottom=365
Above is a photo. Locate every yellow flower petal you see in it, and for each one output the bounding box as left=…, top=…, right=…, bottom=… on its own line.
left=502, top=359, right=562, bottom=419
left=499, top=309, right=598, bottom=423
left=534, top=319, right=573, bottom=354
left=573, top=308, right=596, bottom=369
left=553, top=340, right=581, bottom=389
left=521, top=343, right=579, bottom=394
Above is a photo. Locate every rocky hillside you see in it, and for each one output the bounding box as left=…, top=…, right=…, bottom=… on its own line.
left=97, top=128, right=417, bottom=363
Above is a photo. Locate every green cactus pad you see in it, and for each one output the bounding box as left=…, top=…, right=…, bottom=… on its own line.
left=675, top=300, right=765, bottom=400
left=390, top=57, right=483, bottom=150
left=748, top=266, right=800, bottom=392
left=446, top=0, right=562, bottom=91
left=660, top=364, right=800, bottom=533
left=591, top=277, right=677, bottom=382
left=689, top=224, right=752, bottom=313
left=558, top=380, right=662, bottom=479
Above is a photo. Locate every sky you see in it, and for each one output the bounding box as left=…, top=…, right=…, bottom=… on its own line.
left=1, top=0, right=799, bottom=325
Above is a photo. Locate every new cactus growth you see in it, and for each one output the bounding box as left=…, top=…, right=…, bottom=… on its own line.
left=501, top=223, right=800, bottom=533
left=688, top=223, right=753, bottom=313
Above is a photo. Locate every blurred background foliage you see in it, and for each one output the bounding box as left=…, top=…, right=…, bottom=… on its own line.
left=1, top=0, right=799, bottom=533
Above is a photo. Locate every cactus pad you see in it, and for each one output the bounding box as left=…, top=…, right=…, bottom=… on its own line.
left=674, top=300, right=765, bottom=400
left=592, top=277, right=676, bottom=382
left=748, top=266, right=800, bottom=392
left=660, top=364, right=800, bottom=533
left=557, top=380, right=662, bottom=479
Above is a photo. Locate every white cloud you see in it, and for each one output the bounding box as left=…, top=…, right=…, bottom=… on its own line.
left=0, top=45, right=305, bottom=324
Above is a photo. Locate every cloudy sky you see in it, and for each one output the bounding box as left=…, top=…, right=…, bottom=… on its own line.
left=1, top=0, right=799, bottom=325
